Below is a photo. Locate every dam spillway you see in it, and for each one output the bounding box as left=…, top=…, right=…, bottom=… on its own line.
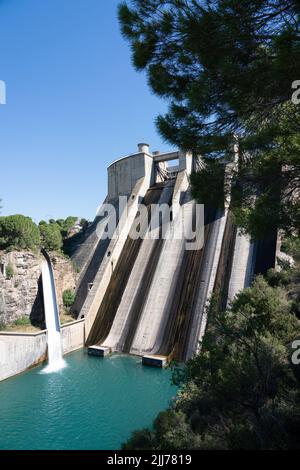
left=41, top=250, right=66, bottom=372
left=71, top=144, right=276, bottom=364
left=86, top=182, right=171, bottom=348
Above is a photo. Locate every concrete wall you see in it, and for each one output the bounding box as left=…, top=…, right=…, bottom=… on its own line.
left=61, top=319, right=85, bottom=355
left=227, top=232, right=256, bottom=305
left=108, top=152, right=153, bottom=200
left=0, top=330, right=47, bottom=382
left=0, top=319, right=85, bottom=382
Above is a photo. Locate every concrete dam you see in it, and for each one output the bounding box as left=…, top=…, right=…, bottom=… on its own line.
left=71, top=144, right=276, bottom=365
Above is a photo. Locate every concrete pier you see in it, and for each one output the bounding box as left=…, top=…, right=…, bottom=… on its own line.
left=88, top=345, right=111, bottom=357
left=142, top=355, right=168, bottom=368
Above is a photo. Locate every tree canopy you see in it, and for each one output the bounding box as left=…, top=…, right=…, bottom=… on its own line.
left=39, top=221, right=63, bottom=252
left=0, top=215, right=40, bottom=251
left=119, top=0, right=300, bottom=151
left=56, top=216, right=78, bottom=237
left=0, top=215, right=81, bottom=253
left=119, top=0, right=300, bottom=236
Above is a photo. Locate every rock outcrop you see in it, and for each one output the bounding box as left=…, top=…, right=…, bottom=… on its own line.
left=0, top=250, right=78, bottom=327
left=51, top=254, right=78, bottom=313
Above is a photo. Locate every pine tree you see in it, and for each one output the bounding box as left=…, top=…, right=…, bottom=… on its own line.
left=119, top=0, right=300, bottom=235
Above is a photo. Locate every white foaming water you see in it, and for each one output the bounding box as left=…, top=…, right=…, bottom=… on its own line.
left=40, top=359, right=67, bottom=374
left=40, top=256, right=66, bottom=374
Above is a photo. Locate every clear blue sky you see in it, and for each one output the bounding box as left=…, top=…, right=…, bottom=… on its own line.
left=0, top=0, right=172, bottom=222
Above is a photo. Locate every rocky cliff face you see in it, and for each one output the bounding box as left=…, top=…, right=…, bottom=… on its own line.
left=51, top=255, right=78, bottom=314
left=0, top=251, right=78, bottom=328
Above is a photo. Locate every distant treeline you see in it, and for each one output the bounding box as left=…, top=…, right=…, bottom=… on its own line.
left=0, top=214, right=88, bottom=253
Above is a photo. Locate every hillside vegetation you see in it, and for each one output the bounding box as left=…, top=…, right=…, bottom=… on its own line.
left=124, top=243, right=300, bottom=450
left=0, top=215, right=86, bottom=254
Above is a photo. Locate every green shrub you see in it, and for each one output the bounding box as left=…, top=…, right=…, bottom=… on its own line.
left=266, top=268, right=291, bottom=287
left=5, top=262, right=14, bottom=280
left=62, top=216, right=77, bottom=233
left=55, top=217, right=77, bottom=237
left=80, top=218, right=88, bottom=228
left=0, top=215, right=40, bottom=251
left=124, top=276, right=300, bottom=450
left=281, top=237, right=300, bottom=260
left=39, top=222, right=63, bottom=251
left=63, top=289, right=75, bottom=308
left=72, top=260, right=80, bottom=274
left=14, top=315, right=31, bottom=326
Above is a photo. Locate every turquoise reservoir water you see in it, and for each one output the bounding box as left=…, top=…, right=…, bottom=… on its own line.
left=0, top=350, right=176, bottom=450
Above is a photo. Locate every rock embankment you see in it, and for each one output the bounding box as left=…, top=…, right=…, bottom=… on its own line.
left=0, top=251, right=78, bottom=328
